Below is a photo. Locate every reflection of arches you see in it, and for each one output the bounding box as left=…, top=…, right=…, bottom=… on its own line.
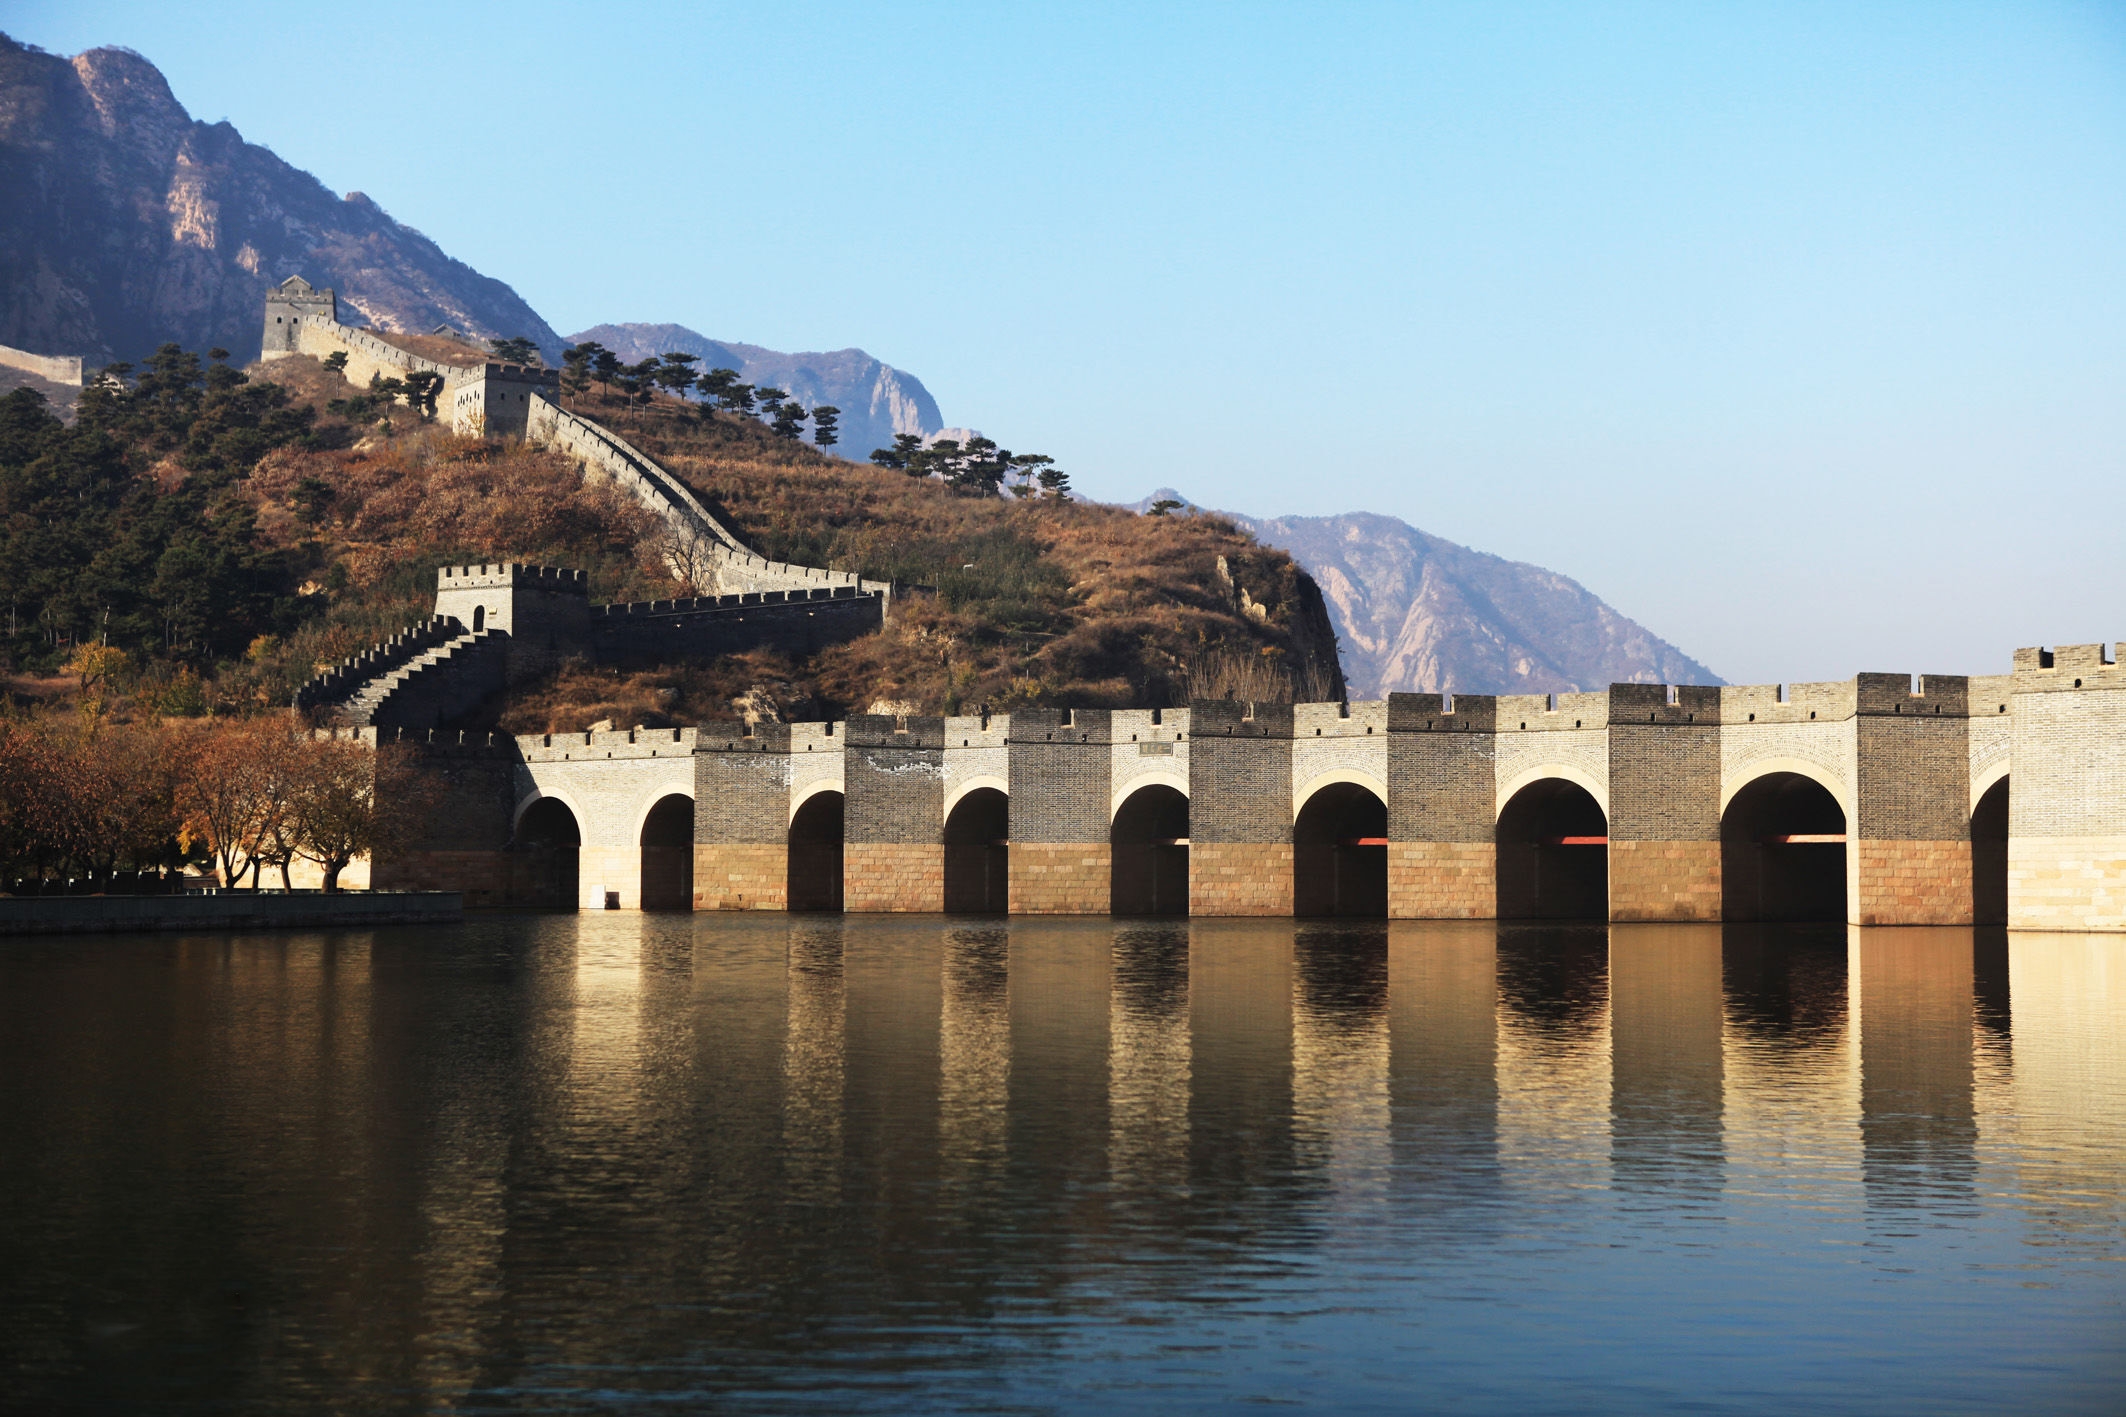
left=1112, top=783, right=1188, bottom=916
left=1971, top=776, right=2008, bottom=927
left=1721, top=771, right=1846, bottom=922
left=944, top=786, right=1009, bottom=914
left=788, top=790, right=844, bottom=913
left=639, top=793, right=694, bottom=911
left=1294, top=781, right=1387, bottom=918
left=1496, top=778, right=1608, bottom=920
left=513, top=796, right=580, bottom=910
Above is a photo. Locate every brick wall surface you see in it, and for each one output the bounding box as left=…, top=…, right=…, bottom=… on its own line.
left=1386, top=693, right=1496, bottom=843
left=2010, top=838, right=2126, bottom=932
left=1191, top=842, right=1294, bottom=915
left=1108, top=709, right=1191, bottom=813
left=1608, top=685, right=1721, bottom=842
left=1855, top=839, right=1973, bottom=926
left=370, top=849, right=509, bottom=903
left=846, top=715, right=945, bottom=845
left=1009, top=843, right=1112, bottom=914
left=695, top=725, right=794, bottom=843
left=1608, top=840, right=1721, bottom=921
left=1855, top=685, right=1970, bottom=841
left=1008, top=709, right=1112, bottom=843
left=1291, top=700, right=1389, bottom=808
left=1387, top=841, right=1494, bottom=918
left=694, top=843, right=788, bottom=910
left=844, top=842, right=944, bottom=912
left=1190, top=701, right=1294, bottom=844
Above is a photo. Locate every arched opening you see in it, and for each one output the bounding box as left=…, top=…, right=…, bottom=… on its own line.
left=1496, top=779, right=1608, bottom=920
left=1293, top=781, right=1388, bottom=918
left=472, top=604, right=485, bottom=633
left=513, top=797, right=580, bottom=910
left=788, top=790, right=844, bottom=913
left=944, top=787, right=1009, bottom=914
left=1111, top=784, right=1189, bottom=916
left=1721, top=772, right=1846, bottom=922
left=639, top=794, right=695, bottom=911
left=1971, top=776, right=2008, bottom=927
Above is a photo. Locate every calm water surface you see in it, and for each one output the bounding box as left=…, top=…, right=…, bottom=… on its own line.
left=2, top=917, right=2121, bottom=1414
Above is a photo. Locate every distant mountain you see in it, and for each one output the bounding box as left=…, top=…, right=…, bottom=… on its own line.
left=1134, top=491, right=1721, bottom=696
left=0, top=34, right=560, bottom=365
left=567, top=322, right=942, bottom=459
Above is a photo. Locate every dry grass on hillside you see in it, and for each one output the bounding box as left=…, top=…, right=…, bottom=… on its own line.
left=591, top=394, right=1335, bottom=715
left=213, top=365, right=1336, bottom=727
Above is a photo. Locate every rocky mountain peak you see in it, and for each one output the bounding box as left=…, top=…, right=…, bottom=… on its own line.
left=0, top=32, right=560, bottom=365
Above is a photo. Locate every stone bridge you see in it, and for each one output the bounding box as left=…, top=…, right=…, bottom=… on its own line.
left=372, top=643, right=2126, bottom=932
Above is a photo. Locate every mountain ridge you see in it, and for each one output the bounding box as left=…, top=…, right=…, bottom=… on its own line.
left=0, top=34, right=560, bottom=364
left=566, top=321, right=943, bottom=461
left=1133, top=490, right=1721, bottom=696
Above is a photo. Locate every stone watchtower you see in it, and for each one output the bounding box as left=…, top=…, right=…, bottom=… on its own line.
left=432, top=563, right=592, bottom=685
left=261, top=275, right=337, bottom=357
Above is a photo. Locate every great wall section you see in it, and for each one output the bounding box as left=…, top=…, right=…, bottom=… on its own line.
left=263, top=276, right=891, bottom=729
left=258, top=279, right=2126, bottom=932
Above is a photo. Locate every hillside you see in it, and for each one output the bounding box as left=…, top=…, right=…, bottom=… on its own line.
left=0, top=348, right=1341, bottom=733
left=566, top=395, right=1343, bottom=722
left=567, top=322, right=943, bottom=461
left=0, top=35, right=559, bottom=366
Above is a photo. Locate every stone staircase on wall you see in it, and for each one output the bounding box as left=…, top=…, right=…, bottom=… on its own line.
left=294, top=616, right=464, bottom=716
left=327, top=628, right=510, bottom=729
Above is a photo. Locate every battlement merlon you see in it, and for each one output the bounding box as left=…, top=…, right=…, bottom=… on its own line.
left=2013, top=644, right=2126, bottom=679
left=436, top=563, right=590, bottom=594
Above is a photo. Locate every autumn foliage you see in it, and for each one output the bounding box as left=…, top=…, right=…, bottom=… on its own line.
left=0, top=714, right=426, bottom=893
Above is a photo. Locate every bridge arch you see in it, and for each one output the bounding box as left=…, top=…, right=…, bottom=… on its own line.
left=1496, top=775, right=1608, bottom=920
left=1112, top=780, right=1189, bottom=916
left=946, top=775, right=1011, bottom=820
left=1971, top=773, right=2009, bottom=926
left=1293, top=768, right=1388, bottom=822
left=638, top=792, right=695, bottom=911
left=1719, top=757, right=1853, bottom=823
left=1496, top=763, right=1607, bottom=822
left=1112, top=770, right=1189, bottom=822
left=1969, top=758, right=2010, bottom=816
left=511, top=793, right=582, bottom=910
left=944, top=785, right=1009, bottom=914
left=1720, top=770, right=1847, bottom=922
left=788, top=788, right=844, bottom=913
left=790, top=778, right=844, bottom=824
left=1293, top=777, right=1387, bottom=918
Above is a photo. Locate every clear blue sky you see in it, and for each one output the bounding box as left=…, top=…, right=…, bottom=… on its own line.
left=11, top=1, right=2124, bottom=684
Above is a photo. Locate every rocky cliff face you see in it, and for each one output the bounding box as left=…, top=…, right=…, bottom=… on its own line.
left=0, top=35, right=560, bottom=365
left=1137, top=493, right=1720, bottom=696
left=567, top=321, right=942, bottom=460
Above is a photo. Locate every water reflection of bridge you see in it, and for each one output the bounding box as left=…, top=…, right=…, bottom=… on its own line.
left=16, top=920, right=2120, bottom=1407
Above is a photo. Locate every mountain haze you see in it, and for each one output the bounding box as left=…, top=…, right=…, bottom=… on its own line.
left=0, top=34, right=560, bottom=365
left=1136, top=493, right=1720, bottom=696
left=567, top=322, right=943, bottom=459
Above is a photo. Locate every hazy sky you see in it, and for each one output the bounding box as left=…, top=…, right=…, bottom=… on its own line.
left=12, top=1, right=2124, bottom=684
